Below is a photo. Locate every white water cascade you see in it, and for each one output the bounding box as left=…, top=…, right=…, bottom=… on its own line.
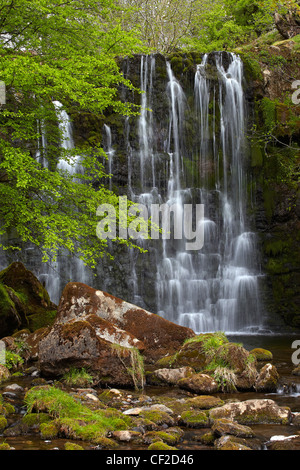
left=37, top=101, right=89, bottom=304
left=103, top=124, right=115, bottom=190
left=124, top=53, right=263, bottom=334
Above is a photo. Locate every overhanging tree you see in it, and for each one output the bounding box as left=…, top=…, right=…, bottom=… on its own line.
left=0, top=0, right=145, bottom=268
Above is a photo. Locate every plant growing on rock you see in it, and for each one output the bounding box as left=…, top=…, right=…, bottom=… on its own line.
left=112, top=344, right=145, bottom=391
left=24, top=385, right=132, bottom=444
left=62, top=368, right=94, bottom=388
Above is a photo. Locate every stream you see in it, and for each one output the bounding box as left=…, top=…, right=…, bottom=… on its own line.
left=1, top=333, right=299, bottom=451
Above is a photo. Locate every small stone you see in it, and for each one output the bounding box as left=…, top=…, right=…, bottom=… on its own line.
left=84, top=393, right=100, bottom=402
left=123, top=407, right=143, bottom=416
left=112, top=430, right=141, bottom=442
left=4, top=383, right=24, bottom=394
left=143, top=404, right=174, bottom=414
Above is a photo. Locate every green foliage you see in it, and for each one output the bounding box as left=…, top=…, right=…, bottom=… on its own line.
left=25, top=385, right=130, bottom=440
left=4, top=350, right=24, bottom=370
left=213, top=365, right=238, bottom=392
left=0, top=0, right=145, bottom=268
left=62, top=368, right=94, bottom=388
left=112, top=344, right=145, bottom=390
left=184, top=331, right=228, bottom=358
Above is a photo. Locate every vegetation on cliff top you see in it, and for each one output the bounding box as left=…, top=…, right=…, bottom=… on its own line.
left=0, top=0, right=299, bottom=269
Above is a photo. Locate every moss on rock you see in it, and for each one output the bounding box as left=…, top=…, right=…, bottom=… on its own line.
left=250, top=348, right=273, bottom=361
left=179, top=410, right=210, bottom=428
left=148, top=441, right=178, bottom=451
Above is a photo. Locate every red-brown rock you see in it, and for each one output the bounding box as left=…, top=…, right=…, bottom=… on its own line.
left=38, top=319, right=138, bottom=387
left=55, top=282, right=195, bottom=362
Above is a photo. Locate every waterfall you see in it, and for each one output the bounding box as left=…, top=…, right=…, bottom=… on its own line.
left=53, top=100, right=81, bottom=174
left=103, top=124, right=115, bottom=190
left=122, top=52, right=263, bottom=334
left=37, top=101, right=89, bottom=304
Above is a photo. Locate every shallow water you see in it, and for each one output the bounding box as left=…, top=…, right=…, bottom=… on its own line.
left=1, top=334, right=299, bottom=451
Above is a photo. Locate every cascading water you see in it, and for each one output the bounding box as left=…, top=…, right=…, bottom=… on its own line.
left=121, top=52, right=263, bottom=334
left=37, top=101, right=90, bottom=304
left=103, top=124, right=115, bottom=190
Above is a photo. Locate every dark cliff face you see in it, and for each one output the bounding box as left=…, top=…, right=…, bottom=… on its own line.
left=240, top=38, right=300, bottom=329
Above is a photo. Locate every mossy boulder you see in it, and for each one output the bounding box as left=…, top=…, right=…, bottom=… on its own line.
left=214, top=435, right=254, bottom=450
left=38, top=320, right=140, bottom=387
left=55, top=282, right=194, bottom=363
left=0, top=262, right=57, bottom=337
left=156, top=334, right=214, bottom=370
left=0, top=442, right=11, bottom=450
left=179, top=410, right=210, bottom=428
left=266, top=436, right=300, bottom=450
left=64, top=442, right=85, bottom=450
left=213, top=343, right=254, bottom=372
left=93, top=436, right=119, bottom=449
left=148, top=441, right=178, bottom=451
left=250, top=348, right=273, bottom=361
left=143, top=428, right=183, bottom=446
left=185, top=395, right=224, bottom=410
left=0, top=415, right=7, bottom=432
left=139, top=409, right=175, bottom=427
left=40, top=420, right=60, bottom=439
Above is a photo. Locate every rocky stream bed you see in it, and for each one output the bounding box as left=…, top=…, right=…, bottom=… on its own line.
left=0, top=263, right=299, bottom=452
left=1, top=334, right=300, bottom=452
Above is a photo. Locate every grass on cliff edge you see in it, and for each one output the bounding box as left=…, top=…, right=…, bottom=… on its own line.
left=24, top=385, right=131, bottom=440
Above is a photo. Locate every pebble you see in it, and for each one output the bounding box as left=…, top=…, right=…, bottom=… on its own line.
left=4, top=384, right=24, bottom=394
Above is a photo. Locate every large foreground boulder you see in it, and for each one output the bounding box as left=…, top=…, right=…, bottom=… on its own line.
left=54, top=282, right=195, bottom=362
left=39, top=319, right=142, bottom=387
